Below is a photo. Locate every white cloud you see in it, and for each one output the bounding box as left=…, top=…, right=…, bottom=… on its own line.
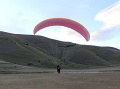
left=92, top=1, right=120, bottom=41
left=44, top=1, right=120, bottom=47
left=57, top=27, right=85, bottom=43
left=95, top=1, right=120, bottom=30
left=0, top=14, right=32, bottom=34
left=39, top=27, right=88, bottom=44
left=114, top=42, right=120, bottom=49
left=88, top=1, right=120, bottom=49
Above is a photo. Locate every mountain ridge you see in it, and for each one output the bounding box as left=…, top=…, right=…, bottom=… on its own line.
left=0, top=31, right=120, bottom=68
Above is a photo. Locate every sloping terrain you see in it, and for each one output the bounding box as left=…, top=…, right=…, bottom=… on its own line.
left=0, top=31, right=120, bottom=68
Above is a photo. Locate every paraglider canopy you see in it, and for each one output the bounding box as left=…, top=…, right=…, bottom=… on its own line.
left=33, top=18, right=90, bottom=41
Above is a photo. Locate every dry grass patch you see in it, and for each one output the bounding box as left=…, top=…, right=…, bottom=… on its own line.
left=0, top=72, right=120, bottom=89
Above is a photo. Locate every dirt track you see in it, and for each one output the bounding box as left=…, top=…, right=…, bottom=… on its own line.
left=0, top=69, right=120, bottom=89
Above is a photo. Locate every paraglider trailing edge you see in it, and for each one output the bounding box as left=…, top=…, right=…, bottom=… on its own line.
left=33, top=18, right=90, bottom=41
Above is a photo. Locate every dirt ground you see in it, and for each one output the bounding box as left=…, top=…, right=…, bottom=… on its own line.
left=0, top=68, right=120, bottom=89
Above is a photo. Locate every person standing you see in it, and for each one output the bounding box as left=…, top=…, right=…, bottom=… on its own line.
left=57, top=65, right=61, bottom=74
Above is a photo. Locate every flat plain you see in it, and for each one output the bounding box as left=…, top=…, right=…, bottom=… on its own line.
left=0, top=67, right=120, bottom=89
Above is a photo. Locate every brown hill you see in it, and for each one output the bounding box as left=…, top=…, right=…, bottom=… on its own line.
left=0, top=31, right=120, bottom=68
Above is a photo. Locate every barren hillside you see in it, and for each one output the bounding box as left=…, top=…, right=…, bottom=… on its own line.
left=0, top=31, right=120, bottom=68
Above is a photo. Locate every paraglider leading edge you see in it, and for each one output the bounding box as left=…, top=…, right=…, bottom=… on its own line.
left=33, top=18, right=90, bottom=41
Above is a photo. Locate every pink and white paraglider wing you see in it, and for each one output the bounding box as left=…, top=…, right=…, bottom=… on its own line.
left=33, top=18, right=90, bottom=41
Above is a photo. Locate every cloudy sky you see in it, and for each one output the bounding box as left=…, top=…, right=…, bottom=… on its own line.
left=0, top=0, right=120, bottom=49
